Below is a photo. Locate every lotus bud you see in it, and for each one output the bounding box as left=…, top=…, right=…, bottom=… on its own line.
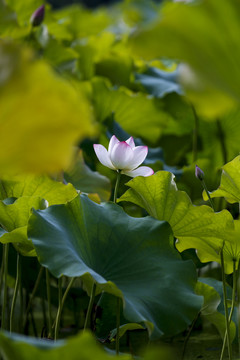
left=195, top=165, right=204, bottom=181
left=30, top=5, right=45, bottom=27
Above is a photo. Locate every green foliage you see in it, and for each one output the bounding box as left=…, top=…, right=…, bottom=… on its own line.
left=204, top=156, right=240, bottom=203
left=1, top=0, right=240, bottom=357
left=91, top=78, right=170, bottom=144
left=28, top=194, right=202, bottom=339
left=119, top=171, right=234, bottom=264
left=196, top=280, right=236, bottom=341
left=64, top=150, right=111, bottom=202
left=0, top=42, right=95, bottom=175
left=129, top=0, right=240, bottom=117
left=0, top=176, right=78, bottom=255
left=0, top=330, right=131, bottom=360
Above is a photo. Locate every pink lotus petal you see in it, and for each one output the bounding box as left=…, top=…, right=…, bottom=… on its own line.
left=125, top=136, right=135, bottom=149
left=93, top=144, right=115, bottom=170
left=122, top=166, right=154, bottom=178
left=110, top=142, right=134, bottom=170
left=125, top=146, right=148, bottom=170
left=108, top=135, right=120, bottom=154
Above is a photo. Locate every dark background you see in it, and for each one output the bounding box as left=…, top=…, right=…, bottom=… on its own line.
left=48, top=0, right=121, bottom=9
left=48, top=0, right=161, bottom=9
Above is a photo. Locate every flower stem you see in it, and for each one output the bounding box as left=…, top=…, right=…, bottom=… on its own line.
left=46, top=269, right=53, bottom=338
left=24, top=266, right=44, bottom=329
left=220, top=259, right=237, bottom=360
left=220, top=247, right=232, bottom=360
left=191, top=104, right=199, bottom=163
left=10, top=252, right=21, bottom=333
left=216, top=119, right=228, bottom=165
left=114, top=171, right=121, bottom=204
left=1, top=243, right=9, bottom=330
left=54, top=277, right=75, bottom=340
left=201, top=180, right=215, bottom=211
left=237, top=260, right=240, bottom=357
left=116, top=297, right=121, bottom=355
left=84, top=282, right=96, bottom=331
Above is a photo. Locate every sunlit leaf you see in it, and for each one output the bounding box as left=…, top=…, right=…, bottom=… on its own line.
left=28, top=194, right=202, bottom=339
left=119, top=171, right=234, bottom=265
left=0, top=42, right=95, bottom=175
left=196, top=280, right=236, bottom=341
left=0, top=175, right=78, bottom=255
left=0, top=175, right=78, bottom=205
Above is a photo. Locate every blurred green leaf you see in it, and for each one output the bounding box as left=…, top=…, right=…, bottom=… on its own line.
left=130, top=0, right=240, bottom=117
left=91, top=78, right=170, bottom=144
left=135, top=67, right=183, bottom=98
left=28, top=194, right=202, bottom=339
left=5, top=0, right=44, bottom=26
left=0, top=42, right=95, bottom=175
left=0, top=330, right=131, bottom=360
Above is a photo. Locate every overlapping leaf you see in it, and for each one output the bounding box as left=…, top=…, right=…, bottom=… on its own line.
left=91, top=78, right=170, bottom=144
left=64, top=150, right=111, bottom=202
left=196, top=280, right=236, bottom=341
left=203, top=156, right=240, bottom=204
left=119, top=171, right=234, bottom=265
left=0, top=176, right=78, bottom=255
left=28, top=194, right=202, bottom=339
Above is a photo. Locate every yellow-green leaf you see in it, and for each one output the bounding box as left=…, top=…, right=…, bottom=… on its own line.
left=0, top=43, right=95, bottom=175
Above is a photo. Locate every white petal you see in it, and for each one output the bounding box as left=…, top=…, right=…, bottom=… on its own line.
left=124, top=146, right=148, bottom=170
left=122, top=166, right=154, bottom=178
left=93, top=144, right=115, bottom=170
left=108, top=135, right=120, bottom=154
left=110, top=142, right=134, bottom=170
left=125, top=136, right=135, bottom=148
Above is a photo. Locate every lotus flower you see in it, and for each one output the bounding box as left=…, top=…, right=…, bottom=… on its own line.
left=195, top=165, right=204, bottom=181
left=94, top=135, right=154, bottom=177
left=30, top=5, right=45, bottom=27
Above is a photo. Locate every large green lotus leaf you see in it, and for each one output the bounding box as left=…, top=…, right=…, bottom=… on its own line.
left=129, top=0, right=240, bottom=117
left=196, top=281, right=236, bottom=341
left=0, top=330, right=131, bottom=360
left=119, top=172, right=234, bottom=265
left=91, top=78, right=171, bottom=144
left=0, top=43, right=94, bottom=175
left=28, top=194, right=202, bottom=339
left=64, top=150, right=111, bottom=202
left=0, top=175, right=77, bottom=205
left=203, top=156, right=240, bottom=204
